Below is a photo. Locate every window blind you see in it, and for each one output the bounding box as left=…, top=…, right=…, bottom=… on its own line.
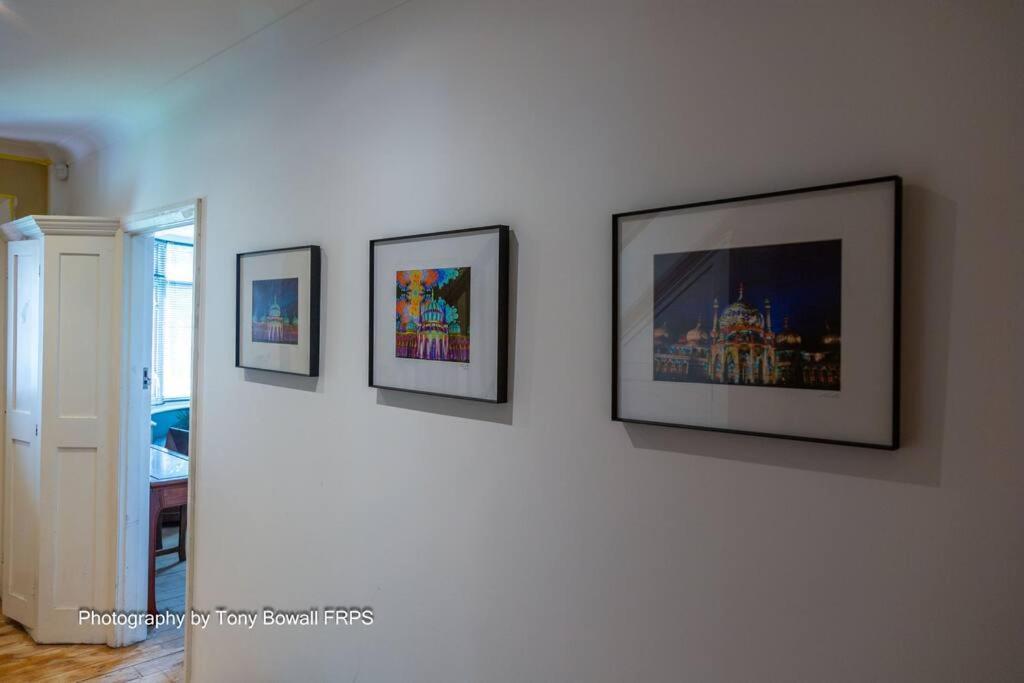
left=152, top=238, right=194, bottom=404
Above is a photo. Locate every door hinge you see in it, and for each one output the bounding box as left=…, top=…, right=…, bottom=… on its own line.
left=142, top=367, right=150, bottom=390
left=35, top=424, right=39, bottom=436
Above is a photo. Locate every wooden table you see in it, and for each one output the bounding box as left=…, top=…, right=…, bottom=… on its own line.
left=149, top=445, right=189, bottom=616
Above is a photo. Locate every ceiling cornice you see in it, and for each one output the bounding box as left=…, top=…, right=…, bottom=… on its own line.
left=2, top=214, right=120, bottom=241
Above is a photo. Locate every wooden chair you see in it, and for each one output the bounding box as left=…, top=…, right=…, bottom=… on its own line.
left=155, top=505, right=187, bottom=563
left=157, top=429, right=188, bottom=560
left=165, top=426, right=189, bottom=456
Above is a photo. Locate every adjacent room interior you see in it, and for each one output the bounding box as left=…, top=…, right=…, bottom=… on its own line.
left=148, top=224, right=193, bottom=623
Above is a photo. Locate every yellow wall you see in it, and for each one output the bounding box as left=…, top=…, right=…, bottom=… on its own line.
left=0, top=155, right=49, bottom=217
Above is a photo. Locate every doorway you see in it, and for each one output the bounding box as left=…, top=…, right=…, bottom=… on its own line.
left=148, top=224, right=192, bottom=618
left=117, top=200, right=203, bottom=673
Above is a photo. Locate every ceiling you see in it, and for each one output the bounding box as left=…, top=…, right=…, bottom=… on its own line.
left=0, top=0, right=311, bottom=159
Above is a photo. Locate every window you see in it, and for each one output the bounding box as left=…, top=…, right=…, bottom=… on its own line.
left=152, top=237, right=194, bottom=404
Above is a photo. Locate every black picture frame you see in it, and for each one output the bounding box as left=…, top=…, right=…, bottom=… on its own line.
left=369, top=224, right=510, bottom=403
left=612, top=176, right=901, bottom=449
left=235, top=245, right=321, bottom=377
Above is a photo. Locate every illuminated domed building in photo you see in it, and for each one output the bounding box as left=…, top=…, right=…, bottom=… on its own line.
left=653, top=317, right=710, bottom=380
left=407, top=292, right=468, bottom=362
left=652, top=239, right=842, bottom=390
left=251, top=277, right=300, bottom=345
left=773, top=317, right=803, bottom=386
left=264, top=296, right=286, bottom=342
left=709, top=284, right=775, bottom=385
left=395, top=267, right=471, bottom=363
left=652, top=284, right=841, bottom=390
left=414, top=293, right=451, bottom=360
left=800, top=324, right=841, bottom=389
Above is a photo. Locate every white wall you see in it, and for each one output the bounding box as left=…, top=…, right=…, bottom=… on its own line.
left=68, top=1, right=1023, bottom=680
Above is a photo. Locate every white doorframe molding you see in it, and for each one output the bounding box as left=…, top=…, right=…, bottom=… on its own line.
left=182, top=198, right=203, bottom=683
left=115, top=199, right=204, bottom=665
left=0, top=231, right=6, bottom=578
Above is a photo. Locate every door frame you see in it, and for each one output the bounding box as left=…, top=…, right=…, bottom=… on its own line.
left=115, top=199, right=204, bottom=663
left=0, top=232, right=5, bottom=583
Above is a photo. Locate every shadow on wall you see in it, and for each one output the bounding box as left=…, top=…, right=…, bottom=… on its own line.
left=625, top=184, right=955, bottom=488
left=375, top=231, right=519, bottom=426
left=244, top=368, right=320, bottom=392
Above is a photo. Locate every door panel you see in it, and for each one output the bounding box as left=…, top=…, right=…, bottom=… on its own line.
left=36, top=235, right=117, bottom=643
left=56, top=254, right=100, bottom=418
left=4, top=239, right=41, bottom=629
left=53, top=447, right=97, bottom=608
left=11, top=246, right=40, bottom=424
left=7, top=440, right=37, bottom=613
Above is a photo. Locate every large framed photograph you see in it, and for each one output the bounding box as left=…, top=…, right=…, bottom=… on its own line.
left=613, top=176, right=900, bottom=448
left=370, top=225, right=509, bottom=402
left=236, top=245, right=321, bottom=376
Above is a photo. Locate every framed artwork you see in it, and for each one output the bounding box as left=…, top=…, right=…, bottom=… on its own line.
left=612, top=176, right=901, bottom=449
left=370, top=225, right=509, bottom=402
left=236, top=245, right=321, bottom=376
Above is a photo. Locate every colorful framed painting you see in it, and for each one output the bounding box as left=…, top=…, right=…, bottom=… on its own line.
left=612, top=176, right=901, bottom=449
left=236, top=245, right=321, bottom=376
left=370, top=225, right=509, bottom=402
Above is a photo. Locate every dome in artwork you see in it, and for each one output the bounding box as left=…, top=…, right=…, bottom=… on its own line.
left=776, top=317, right=802, bottom=347
left=684, top=318, right=709, bottom=344
left=653, top=276, right=840, bottom=389
left=420, top=294, right=445, bottom=323
left=821, top=324, right=840, bottom=346
left=268, top=297, right=282, bottom=320
left=717, top=285, right=764, bottom=336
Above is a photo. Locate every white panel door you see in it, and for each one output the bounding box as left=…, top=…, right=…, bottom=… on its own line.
left=35, top=235, right=118, bottom=643
left=4, top=239, right=41, bottom=629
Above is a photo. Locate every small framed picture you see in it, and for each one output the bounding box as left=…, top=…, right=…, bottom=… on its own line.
left=370, top=225, right=510, bottom=402
left=613, top=176, right=900, bottom=448
left=236, top=245, right=321, bottom=376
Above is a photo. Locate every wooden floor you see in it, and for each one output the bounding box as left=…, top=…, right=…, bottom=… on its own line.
left=0, top=526, right=186, bottom=682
